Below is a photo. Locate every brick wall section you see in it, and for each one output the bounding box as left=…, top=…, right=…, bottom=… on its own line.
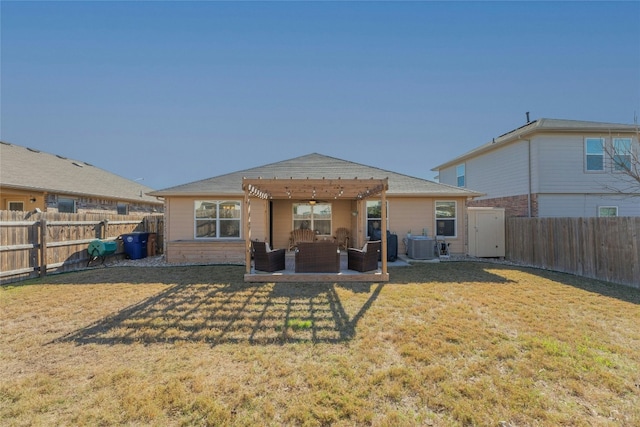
left=468, top=194, right=538, bottom=217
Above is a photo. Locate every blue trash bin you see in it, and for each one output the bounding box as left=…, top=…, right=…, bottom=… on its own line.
left=121, top=232, right=149, bottom=260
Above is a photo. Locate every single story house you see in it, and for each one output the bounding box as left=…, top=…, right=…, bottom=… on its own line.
left=0, top=141, right=163, bottom=215
left=149, top=153, right=482, bottom=279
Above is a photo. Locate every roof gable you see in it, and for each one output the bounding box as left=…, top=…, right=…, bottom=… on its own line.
left=151, top=153, right=480, bottom=197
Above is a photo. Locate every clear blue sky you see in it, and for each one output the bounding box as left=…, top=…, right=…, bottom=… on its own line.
left=2, top=1, right=639, bottom=190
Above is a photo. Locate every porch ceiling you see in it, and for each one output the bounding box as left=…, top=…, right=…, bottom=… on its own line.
left=242, top=177, right=388, bottom=200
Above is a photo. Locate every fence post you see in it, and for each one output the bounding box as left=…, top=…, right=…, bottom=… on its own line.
left=102, top=219, right=108, bottom=239
left=39, top=218, right=47, bottom=277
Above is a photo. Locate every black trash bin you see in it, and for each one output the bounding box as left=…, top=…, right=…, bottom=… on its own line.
left=378, top=231, right=398, bottom=262
left=387, top=232, right=398, bottom=262
left=121, top=232, right=149, bottom=260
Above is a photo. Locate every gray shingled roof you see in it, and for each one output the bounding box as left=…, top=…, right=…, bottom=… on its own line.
left=432, top=118, right=638, bottom=170
left=150, top=153, right=482, bottom=198
left=0, top=141, right=162, bottom=204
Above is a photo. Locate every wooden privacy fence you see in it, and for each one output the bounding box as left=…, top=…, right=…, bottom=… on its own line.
left=0, top=211, right=163, bottom=284
left=506, top=217, right=640, bottom=289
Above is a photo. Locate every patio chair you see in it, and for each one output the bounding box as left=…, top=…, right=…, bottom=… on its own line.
left=252, top=241, right=286, bottom=272
left=288, top=228, right=316, bottom=251
left=333, top=227, right=350, bottom=250
left=347, top=240, right=381, bottom=272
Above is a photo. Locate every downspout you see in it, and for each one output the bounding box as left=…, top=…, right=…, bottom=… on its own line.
left=520, top=137, right=532, bottom=218
left=528, top=138, right=532, bottom=218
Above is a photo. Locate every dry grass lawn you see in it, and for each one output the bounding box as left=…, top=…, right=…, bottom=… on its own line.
left=1, top=262, right=639, bottom=426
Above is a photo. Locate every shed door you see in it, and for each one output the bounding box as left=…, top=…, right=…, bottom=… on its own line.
left=468, top=209, right=505, bottom=257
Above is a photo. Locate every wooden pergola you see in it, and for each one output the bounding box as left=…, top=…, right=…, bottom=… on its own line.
left=242, top=177, right=389, bottom=282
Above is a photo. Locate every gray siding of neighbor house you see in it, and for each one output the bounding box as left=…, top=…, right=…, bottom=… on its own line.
left=440, top=140, right=530, bottom=200
left=538, top=194, right=640, bottom=217
left=535, top=135, right=639, bottom=194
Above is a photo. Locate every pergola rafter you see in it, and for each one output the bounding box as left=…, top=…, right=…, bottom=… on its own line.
left=243, top=177, right=388, bottom=201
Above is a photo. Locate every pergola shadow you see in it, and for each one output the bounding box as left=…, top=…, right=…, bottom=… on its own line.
left=56, top=282, right=385, bottom=346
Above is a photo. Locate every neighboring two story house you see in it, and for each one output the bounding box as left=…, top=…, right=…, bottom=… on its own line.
left=432, top=118, right=640, bottom=218
left=0, top=141, right=163, bottom=215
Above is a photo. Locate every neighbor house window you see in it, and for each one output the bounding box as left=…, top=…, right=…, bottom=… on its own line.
left=598, top=206, right=618, bottom=217
left=195, top=200, right=241, bottom=238
left=585, top=138, right=605, bottom=171
left=435, top=201, right=456, bottom=237
left=58, top=198, right=76, bottom=213
left=8, top=201, right=24, bottom=211
left=456, top=164, right=466, bottom=187
left=612, top=138, right=632, bottom=171
left=366, top=200, right=389, bottom=239
left=117, top=203, right=129, bottom=215
left=293, top=203, right=331, bottom=236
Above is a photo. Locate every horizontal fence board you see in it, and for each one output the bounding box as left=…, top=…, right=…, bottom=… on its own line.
left=506, top=217, right=640, bottom=289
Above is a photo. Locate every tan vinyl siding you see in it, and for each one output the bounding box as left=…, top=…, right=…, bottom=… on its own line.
left=247, top=199, right=267, bottom=242
left=166, top=197, right=197, bottom=241
left=271, top=201, right=293, bottom=250
left=359, top=196, right=468, bottom=255
left=165, top=195, right=470, bottom=260
left=538, top=194, right=640, bottom=217
left=535, top=134, right=639, bottom=194
left=467, top=141, right=530, bottom=200
left=438, top=167, right=457, bottom=187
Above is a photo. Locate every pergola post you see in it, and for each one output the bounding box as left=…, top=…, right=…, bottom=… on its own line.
left=244, top=191, right=251, bottom=274
left=381, top=188, right=388, bottom=276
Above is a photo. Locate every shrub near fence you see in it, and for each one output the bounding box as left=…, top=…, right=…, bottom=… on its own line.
left=0, top=210, right=163, bottom=284
left=506, top=217, right=640, bottom=289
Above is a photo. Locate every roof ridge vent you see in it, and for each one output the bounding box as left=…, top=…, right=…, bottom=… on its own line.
left=56, top=154, right=67, bottom=159
left=72, top=162, right=84, bottom=168
left=27, top=147, right=41, bottom=153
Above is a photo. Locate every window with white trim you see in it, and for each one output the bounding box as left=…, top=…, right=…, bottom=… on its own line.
left=195, top=200, right=241, bottom=238
left=366, top=200, right=389, bottom=240
left=8, top=201, right=24, bottom=211
left=456, top=164, right=466, bottom=187
left=613, top=138, right=632, bottom=171
left=293, top=203, right=331, bottom=236
left=435, top=201, right=456, bottom=237
left=598, top=206, right=618, bottom=217
left=585, top=138, right=605, bottom=171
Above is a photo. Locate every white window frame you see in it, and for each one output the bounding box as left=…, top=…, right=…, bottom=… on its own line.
left=292, top=202, right=332, bottom=237
left=435, top=200, right=457, bottom=238
left=598, top=206, right=618, bottom=217
left=194, top=200, right=242, bottom=239
left=612, top=138, right=632, bottom=172
left=456, top=164, right=466, bottom=187
left=585, top=138, right=605, bottom=172
left=7, top=200, right=24, bottom=211
left=366, top=200, right=389, bottom=239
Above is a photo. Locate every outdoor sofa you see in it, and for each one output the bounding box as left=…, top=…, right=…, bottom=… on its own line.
left=294, top=241, right=340, bottom=273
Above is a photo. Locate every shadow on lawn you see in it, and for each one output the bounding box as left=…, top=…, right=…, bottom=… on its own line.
left=408, top=261, right=640, bottom=305
left=56, top=280, right=385, bottom=346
